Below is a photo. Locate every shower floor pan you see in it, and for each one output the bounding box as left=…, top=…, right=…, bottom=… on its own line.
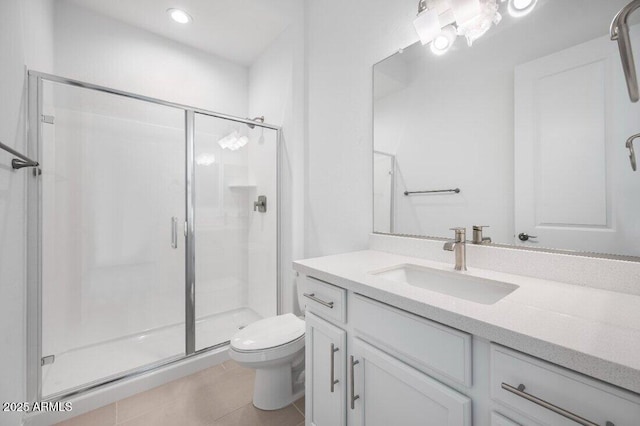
left=41, top=307, right=262, bottom=398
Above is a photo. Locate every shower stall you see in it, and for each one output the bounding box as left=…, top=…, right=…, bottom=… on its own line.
left=25, top=72, right=281, bottom=401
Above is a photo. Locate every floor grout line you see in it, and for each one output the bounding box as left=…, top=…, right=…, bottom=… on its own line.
left=210, top=401, right=249, bottom=423
left=292, top=401, right=305, bottom=418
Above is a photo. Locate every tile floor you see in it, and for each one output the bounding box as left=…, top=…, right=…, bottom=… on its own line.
left=55, top=360, right=305, bottom=426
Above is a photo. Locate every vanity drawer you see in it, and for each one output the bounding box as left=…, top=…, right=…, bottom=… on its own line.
left=490, top=344, right=640, bottom=426
left=303, top=276, right=347, bottom=323
left=490, top=411, right=522, bottom=426
left=351, top=294, right=472, bottom=387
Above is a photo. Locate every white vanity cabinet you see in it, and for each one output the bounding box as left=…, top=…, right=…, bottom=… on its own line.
left=301, top=274, right=640, bottom=426
left=303, top=275, right=472, bottom=426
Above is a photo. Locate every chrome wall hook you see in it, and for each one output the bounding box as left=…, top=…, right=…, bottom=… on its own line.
left=625, top=133, right=640, bottom=171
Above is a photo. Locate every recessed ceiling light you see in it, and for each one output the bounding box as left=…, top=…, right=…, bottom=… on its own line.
left=507, top=0, right=537, bottom=18
left=167, top=8, right=192, bottom=24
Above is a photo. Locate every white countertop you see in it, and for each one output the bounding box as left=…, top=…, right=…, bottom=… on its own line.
left=293, top=250, right=640, bottom=394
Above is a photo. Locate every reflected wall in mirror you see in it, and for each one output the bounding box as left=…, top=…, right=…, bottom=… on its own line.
left=373, top=0, right=640, bottom=258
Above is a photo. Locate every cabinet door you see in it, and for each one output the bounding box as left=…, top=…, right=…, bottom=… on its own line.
left=305, top=312, right=347, bottom=426
left=349, top=338, right=471, bottom=426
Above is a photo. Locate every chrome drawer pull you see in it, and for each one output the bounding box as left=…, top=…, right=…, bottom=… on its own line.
left=350, top=356, right=360, bottom=409
left=501, top=383, right=614, bottom=426
left=330, top=344, right=339, bottom=392
left=303, top=293, right=334, bottom=308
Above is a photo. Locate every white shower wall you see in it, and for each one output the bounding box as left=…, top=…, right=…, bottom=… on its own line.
left=246, top=130, right=279, bottom=319
left=0, top=1, right=55, bottom=423
left=194, top=120, right=252, bottom=324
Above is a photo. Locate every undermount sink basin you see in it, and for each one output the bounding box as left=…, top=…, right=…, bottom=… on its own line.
left=371, top=264, right=519, bottom=305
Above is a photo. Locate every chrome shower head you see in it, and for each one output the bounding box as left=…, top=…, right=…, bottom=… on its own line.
left=246, top=116, right=264, bottom=129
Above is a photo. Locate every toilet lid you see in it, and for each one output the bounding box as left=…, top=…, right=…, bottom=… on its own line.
left=231, top=313, right=305, bottom=352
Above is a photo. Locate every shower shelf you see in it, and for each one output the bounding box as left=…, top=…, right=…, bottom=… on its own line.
left=228, top=184, right=257, bottom=189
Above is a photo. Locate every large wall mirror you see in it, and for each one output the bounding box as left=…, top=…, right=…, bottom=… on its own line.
left=373, top=0, right=640, bottom=258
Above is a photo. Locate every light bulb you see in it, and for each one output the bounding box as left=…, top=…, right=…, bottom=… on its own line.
left=433, top=35, right=450, bottom=50
left=167, top=8, right=192, bottom=24
left=430, top=25, right=457, bottom=56
left=507, top=0, right=537, bottom=18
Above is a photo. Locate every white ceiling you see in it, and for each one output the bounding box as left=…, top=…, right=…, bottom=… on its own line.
left=62, top=0, right=296, bottom=65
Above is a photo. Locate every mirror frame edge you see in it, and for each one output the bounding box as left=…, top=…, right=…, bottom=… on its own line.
left=372, top=231, right=640, bottom=263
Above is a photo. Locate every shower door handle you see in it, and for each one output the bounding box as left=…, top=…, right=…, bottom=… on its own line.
left=171, top=217, right=178, bottom=249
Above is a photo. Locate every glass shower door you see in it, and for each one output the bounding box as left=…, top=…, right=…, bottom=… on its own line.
left=193, top=113, right=278, bottom=351
left=40, top=80, right=186, bottom=397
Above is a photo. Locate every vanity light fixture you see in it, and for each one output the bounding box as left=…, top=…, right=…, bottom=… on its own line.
left=413, top=0, right=442, bottom=45
left=507, top=0, right=537, bottom=18
left=412, top=0, right=537, bottom=55
left=167, top=8, right=192, bottom=24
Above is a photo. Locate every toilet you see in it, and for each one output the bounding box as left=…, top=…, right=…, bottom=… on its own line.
left=229, top=279, right=307, bottom=410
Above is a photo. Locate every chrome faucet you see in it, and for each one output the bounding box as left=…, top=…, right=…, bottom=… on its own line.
left=443, top=227, right=467, bottom=271
left=472, top=225, right=492, bottom=244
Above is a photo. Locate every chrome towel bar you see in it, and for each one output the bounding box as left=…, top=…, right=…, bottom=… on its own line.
left=404, top=188, right=460, bottom=196
left=0, top=140, right=39, bottom=170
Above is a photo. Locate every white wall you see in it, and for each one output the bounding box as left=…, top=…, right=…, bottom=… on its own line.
left=0, top=4, right=29, bottom=423
left=248, top=4, right=306, bottom=314
left=0, top=1, right=54, bottom=424
left=53, top=0, right=249, bottom=117
left=304, top=0, right=419, bottom=257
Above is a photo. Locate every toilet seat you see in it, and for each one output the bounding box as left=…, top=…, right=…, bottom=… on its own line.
left=231, top=313, right=305, bottom=352
left=226, top=276, right=308, bottom=410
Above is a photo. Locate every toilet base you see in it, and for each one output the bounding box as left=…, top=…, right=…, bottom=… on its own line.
left=252, top=364, right=303, bottom=410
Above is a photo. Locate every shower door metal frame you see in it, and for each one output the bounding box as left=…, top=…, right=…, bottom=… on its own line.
left=26, top=70, right=283, bottom=403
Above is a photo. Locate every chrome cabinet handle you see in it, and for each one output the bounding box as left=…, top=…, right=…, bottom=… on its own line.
left=350, top=356, right=360, bottom=410
left=501, top=383, right=614, bottom=426
left=171, top=217, right=178, bottom=249
left=303, top=293, right=334, bottom=308
left=330, top=344, right=339, bottom=392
